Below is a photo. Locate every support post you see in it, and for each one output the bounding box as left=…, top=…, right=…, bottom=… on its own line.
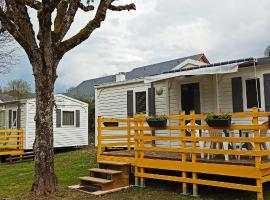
left=191, top=111, right=199, bottom=197
left=20, top=128, right=23, bottom=151
left=127, top=117, right=131, bottom=151
left=139, top=114, right=145, bottom=188
left=252, top=108, right=263, bottom=200
left=97, top=116, right=102, bottom=160
left=180, top=111, right=188, bottom=195
left=134, top=114, right=140, bottom=187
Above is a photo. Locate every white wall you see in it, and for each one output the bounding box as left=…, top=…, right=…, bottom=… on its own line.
left=94, top=65, right=270, bottom=148
left=25, top=95, right=88, bottom=149
left=95, top=81, right=151, bottom=145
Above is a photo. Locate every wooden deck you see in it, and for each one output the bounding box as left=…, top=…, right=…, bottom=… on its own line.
left=102, top=149, right=270, bottom=166
left=97, top=109, right=270, bottom=200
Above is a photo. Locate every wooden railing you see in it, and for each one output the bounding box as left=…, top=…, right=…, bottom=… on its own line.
left=97, top=108, right=270, bottom=199
left=0, top=129, right=24, bottom=156
left=97, top=117, right=135, bottom=159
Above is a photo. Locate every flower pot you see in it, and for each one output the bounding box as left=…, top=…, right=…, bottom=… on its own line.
left=205, top=117, right=231, bottom=127
left=146, top=119, right=167, bottom=128
left=103, top=122, right=119, bottom=127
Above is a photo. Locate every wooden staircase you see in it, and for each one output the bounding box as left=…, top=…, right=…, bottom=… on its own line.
left=70, top=160, right=131, bottom=195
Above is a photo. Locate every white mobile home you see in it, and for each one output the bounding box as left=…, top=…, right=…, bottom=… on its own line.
left=0, top=94, right=88, bottom=149
left=95, top=55, right=270, bottom=146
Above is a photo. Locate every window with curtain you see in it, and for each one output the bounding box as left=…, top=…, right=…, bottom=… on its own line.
left=246, top=78, right=261, bottom=109
left=62, top=111, right=75, bottom=126
left=135, top=91, right=146, bottom=114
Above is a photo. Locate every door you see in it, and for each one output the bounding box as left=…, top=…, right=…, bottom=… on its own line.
left=181, top=83, right=201, bottom=114
left=0, top=111, right=5, bottom=129
left=8, top=110, right=17, bottom=129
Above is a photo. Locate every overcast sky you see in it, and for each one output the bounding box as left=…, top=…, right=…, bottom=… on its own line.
left=1, top=0, right=270, bottom=93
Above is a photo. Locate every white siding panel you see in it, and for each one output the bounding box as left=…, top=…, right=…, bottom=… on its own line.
left=25, top=95, right=88, bottom=149
left=95, top=81, right=151, bottom=145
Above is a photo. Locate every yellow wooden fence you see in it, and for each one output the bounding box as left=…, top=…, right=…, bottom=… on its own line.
left=0, top=129, right=24, bottom=156
left=97, top=108, right=270, bottom=200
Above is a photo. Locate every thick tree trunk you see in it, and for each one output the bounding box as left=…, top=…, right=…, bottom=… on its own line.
left=31, top=60, right=58, bottom=196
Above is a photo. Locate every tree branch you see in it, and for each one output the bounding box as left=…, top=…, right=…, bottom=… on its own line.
left=24, top=0, right=43, bottom=10
left=58, top=0, right=135, bottom=57
left=109, top=3, right=136, bottom=11
left=53, top=0, right=80, bottom=43
left=0, top=7, right=29, bottom=53
left=79, top=2, right=94, bottom=12
left=54, top=0, right=69, bottom=33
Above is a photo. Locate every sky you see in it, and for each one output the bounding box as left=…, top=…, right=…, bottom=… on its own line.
left=0, top=0, right=270, bottom=93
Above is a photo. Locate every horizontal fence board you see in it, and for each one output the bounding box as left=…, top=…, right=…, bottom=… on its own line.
left=136, top=158, right=261, bottom=178
left=0, top=130, right=23, bottom=133
left=0, top=150, right=24, bottom=156
left=135, top=146, right=270, bottom=156
left=136, top=172, right=258, bottom=192
left=135, top=136, right=270, bottom=143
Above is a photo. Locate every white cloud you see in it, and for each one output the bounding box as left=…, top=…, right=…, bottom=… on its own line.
left=2, top=0, right=270, bottom=92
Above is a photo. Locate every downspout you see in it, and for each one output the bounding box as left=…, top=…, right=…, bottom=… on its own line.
left=151, top=82, right=156, bottom=147
left=167, top=79, right=172, bottom=147
left=215, top=74, right=220, bottom=112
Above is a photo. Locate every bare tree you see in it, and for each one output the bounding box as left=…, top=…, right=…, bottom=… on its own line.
left=0, top=1, right=18, bottom=74
left=5, top=79, right=32, bottom=99
left=0, top=0, right=135, bottom=196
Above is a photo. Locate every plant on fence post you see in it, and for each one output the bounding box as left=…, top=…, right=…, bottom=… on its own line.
left=146, top=115, right=168, bottom=128
left=205, top=113, right=232, bottom=127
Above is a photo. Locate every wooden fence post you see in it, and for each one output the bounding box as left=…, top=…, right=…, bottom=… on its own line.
left=180, top=111, right=188, bottom=195
left=127, top=117, right=131, bottom=151
left=252, top=108, right=263, bottom=200
left=134, top=114, right=140, bottom=187
left=97, top=116, right=102, bottom=160
left=190, top=111, right=199, bottom=197
left=140, top=114, right=145, bottom=187
left=20, top=128, right=23, bottom=151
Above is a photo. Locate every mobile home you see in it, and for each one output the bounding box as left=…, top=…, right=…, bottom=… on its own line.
left=0, top=94, right=88, bottom=150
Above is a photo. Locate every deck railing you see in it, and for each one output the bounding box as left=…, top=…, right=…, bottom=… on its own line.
left=97, top=108, right=270, bottom=199
left=0, top=129, right=24, bottom=156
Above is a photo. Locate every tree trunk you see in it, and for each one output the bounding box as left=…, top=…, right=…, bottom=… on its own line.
left=31, top=60, right=58, bottom=196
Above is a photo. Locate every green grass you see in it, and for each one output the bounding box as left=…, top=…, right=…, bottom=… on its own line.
left=0, top=146, right=269, bottom=200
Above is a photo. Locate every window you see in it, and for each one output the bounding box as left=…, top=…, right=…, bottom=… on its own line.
left=62, top=111, right=75, bottom=126
left=12, top=111, right=17, bottom=127
left=135, top=91, right=146, bottom=114
left=245, top=78, right=261, bottom=109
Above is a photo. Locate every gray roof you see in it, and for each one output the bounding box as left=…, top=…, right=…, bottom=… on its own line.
left=0, top=94, right=15, bottom=102
left=68, top=75, right=116, bottom=98
left=67, top=54, right=205, bottom=99
left=125, top=54, right=205, bottom=80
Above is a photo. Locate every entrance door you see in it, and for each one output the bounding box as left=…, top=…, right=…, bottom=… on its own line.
left=8, top=110, right=17, bottom=129
left=181, top=83, right=201, bottom=114
left=0, top=111, right=5, bottom=129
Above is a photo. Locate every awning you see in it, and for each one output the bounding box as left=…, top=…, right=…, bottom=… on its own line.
left=144, top=62, right=242, bottom=83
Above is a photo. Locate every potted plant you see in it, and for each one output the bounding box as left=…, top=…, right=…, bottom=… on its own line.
left=205, top=113, right=231, bottom=127
left=146, top=115, right=168, bottom=128
left=103, top=122, right=119, bottom=127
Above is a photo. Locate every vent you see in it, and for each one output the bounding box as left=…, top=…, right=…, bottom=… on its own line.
left=115, top=72, right=126, bottom=82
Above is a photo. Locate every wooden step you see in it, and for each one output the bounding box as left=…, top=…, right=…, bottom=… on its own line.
left=98, top=160, right=129, bottom=166
left=88, top=168, right=122, bottom=175
left=80, top=176, right=113, bottom=184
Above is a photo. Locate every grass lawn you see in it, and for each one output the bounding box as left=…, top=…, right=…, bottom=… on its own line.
left=0, top=146, right=269, bottom=200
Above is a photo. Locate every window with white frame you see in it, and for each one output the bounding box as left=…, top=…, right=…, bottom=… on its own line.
left=135, top=91, right=147, bottom=114
left=62, top=111, right=75, bottom=126
left=245, top=78, right=261, bottom=109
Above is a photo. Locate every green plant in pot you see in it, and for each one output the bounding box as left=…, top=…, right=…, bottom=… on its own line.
left=205, top=112, right=231, bottom=127
left=146, top=115, right=168, bottom=128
